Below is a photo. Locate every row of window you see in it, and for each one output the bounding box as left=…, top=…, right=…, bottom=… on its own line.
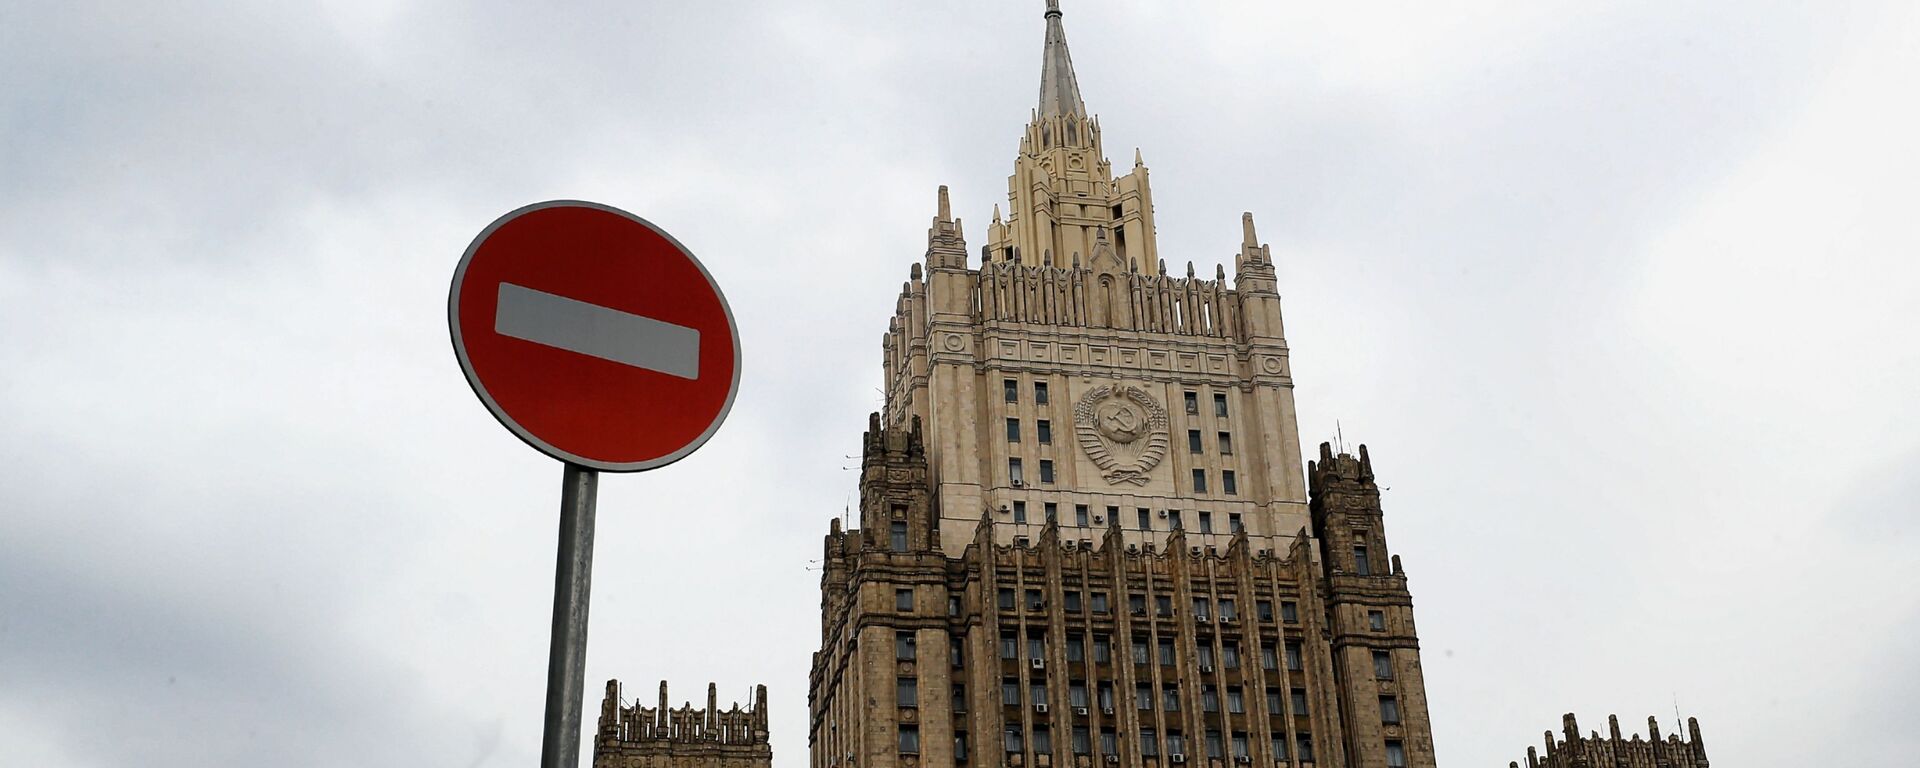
left=1007, top=457, right=1238, bottom=495
left=1007, top=419, right=1237, bottom=458
left=993, top=590, right=1298, bottom=623
left=1005, top=502, right=1247, bottom=532
left=1004, top=380, right=1233, bottom=419
left=913, top=725, right=1315, bottom=762
left=896, top=632, right=1393, bottom=682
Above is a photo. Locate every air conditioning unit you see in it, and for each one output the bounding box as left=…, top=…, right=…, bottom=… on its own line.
left=1034, top=703, right=1049, bottom=713
left=1222, top=616, right=1237, bottom=625
left=1092, top=515, right=1104, bottom=524
left=1031, top=658, right=1046, bottom=670
left=1126, top=544, right=1140, bottom=554
left=1196, top=614, right=1211, bottom=623
left=1101, top=706, right=1115, bottom=716
left=1199, top=664, right=1214, bottom=673
left=1190, top=546, right=1202, bottom=556
left=1012, top=479, right=1025, bottom=487
left=1074, top=707, right=1089, bottom=716
left=1170, top=754, right=1187, bottom=763
left=1105, top=756, right=1120, bottom=764
left=1257, top=548, right=1272, bottom=557
left=1157, top=510, right=1168, bottom=518
left=1235, top=756, right=1252, bottom=764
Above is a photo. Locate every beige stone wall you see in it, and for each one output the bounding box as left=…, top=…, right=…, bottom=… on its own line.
left=594, top=680, right=770, bottom=768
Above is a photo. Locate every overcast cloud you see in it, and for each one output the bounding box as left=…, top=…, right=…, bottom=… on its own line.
left=3, top=1, right=1916, bottom=766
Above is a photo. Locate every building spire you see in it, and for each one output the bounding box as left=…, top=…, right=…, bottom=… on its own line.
left=1038, top=0, right=1086, bottom=118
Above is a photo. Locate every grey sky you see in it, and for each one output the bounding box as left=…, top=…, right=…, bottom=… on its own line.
left=3, top=1, right=1916, bottom=766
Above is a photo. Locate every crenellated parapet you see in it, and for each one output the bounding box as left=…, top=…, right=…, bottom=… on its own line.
left=594, top=680, right=771, bottom=768
left=1514, top=713, right=1710, bottom=768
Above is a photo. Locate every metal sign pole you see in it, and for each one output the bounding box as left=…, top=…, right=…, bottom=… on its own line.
left=540, top=462, right=599, bottom=768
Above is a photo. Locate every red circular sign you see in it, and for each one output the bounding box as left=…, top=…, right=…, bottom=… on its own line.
left=449, top=200, right=740, bottom=472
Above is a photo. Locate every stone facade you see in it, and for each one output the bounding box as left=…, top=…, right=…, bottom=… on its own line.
left=811, top=9, right=1439, bottom=768
left=595, top=680, right=772, bottom=768
left=1511, top=714, right=1708, bottom=768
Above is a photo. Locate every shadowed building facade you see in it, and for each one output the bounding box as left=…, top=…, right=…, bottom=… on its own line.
left=595, top=680, right=772, bottom=768
left=808, top=4, right=1439, bottom=768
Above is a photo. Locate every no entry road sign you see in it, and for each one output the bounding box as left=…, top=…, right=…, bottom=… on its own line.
left=449, top=200, right=741, bottom=472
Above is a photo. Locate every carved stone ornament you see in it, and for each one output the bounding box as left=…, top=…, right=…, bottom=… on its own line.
left=1073, top=382, right=1170, bottom=486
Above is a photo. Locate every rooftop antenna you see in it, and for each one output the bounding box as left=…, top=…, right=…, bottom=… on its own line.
left=1673, top=693, right=1683, bottom=737
left=1335, top=420, right=1346, bottom=455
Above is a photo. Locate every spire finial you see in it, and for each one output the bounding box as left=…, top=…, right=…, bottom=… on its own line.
left=1242, top=212, right=1258, bottom=248
left=937, top=185, right=952, bottom=222
left=1037, top=0, right=1086, bottom=118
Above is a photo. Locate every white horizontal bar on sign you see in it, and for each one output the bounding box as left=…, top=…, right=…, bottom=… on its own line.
left=494, top=282, right=701, bottom=380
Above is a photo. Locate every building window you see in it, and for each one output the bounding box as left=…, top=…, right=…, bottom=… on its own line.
left=1039, top=460, right=1055, bottom=484
left=1075, top=504, right=1090, bottom=527
left=1067, top=634, right=1085, bottom=661
left=1131, top=636, right=1150, bottom=665
left=1072, top=726, right=1091, bottom=755
left=1192, top=596, right=1211, bottom=619
left=1218, top=432, right=1233, bottom=454
left=897, top=677, right=918, bottom=708
left=1226, top=686, right=1245, bottom=713
left=1034, top=381, right=1050, bottom=405
left=1000, top=633, right=1018, bottom=660
left=899, top=724, right=920, bottom=753
left=1136, top=683, right=1153, bottom=710
left=1167, top=509, right=1183, bottom=530
left=1373, top=650, right=1394, bottom=680
left=1009, top=458, right=1024, bottom=486
left=1271, top=734, right=1289, bottom=760
left=1006, top=417, right=1021, bottom=442
left=1004, top=379, right=1019, bottom=403
left=1044, top=501, right=1058, bottom=523
left=1140, top=729, right=1160, bottom=758
left=895, top=588, right=912, bottom=612
left=1184, top=391, right=1199, bottom=414
left=890, top=521, right=908, bottom=552
left=1100, top=730, right=1118, bottom=757
left=1297, top=734, right=1315, bottom=762
left=1093, top=635, right=1112, bottom=663
left=1129, top=594, right=1147, bottom=615
left=1222, top=641, right=1240, bottom=669
left=1012, top=501, right=1027, bottom=523
left=1037, top=419, right=1053, bottom=444
left=1213, top=393, right=1228, bottom=418
left=1281, top=601, right=1299, bottom=623
left=1091, top=592, right=1110, bottom=614
left=1354, top=544, right=1372, bottom=575
left=1266, top=687, right=1283, bottom=713
left=1260, top=643, right=1278, bottom=670
left=1065, top=591, right=1083, bottom=612
left=1380, top=695, right=1401, bottom=724
left=1004, top=727, right=1024, bottom=754
left=1070, top=682, right=1089, bottom=708
left=1222, top=470, right=1237, bottom=495
left=1290, top=689, right=1309, bottom=717
left=1029, top=680, right=1047, bottom=706
left=1229, top=512, right=1243, bottom=533
left=953, top=684, right=967, bottom=712
left=1198, top=511, right=1213, bottom=533
left=1136, top=508, right=1152, bottom=530
left=956, top=732, right=969, bottom=762
left=1188, top=429, right=1203, bottom=453
left=1162, top=685, right=1181, bottom=712
left=1192, top=469, right=1208, bottom=493
left=896, top=631, right=916, bottom=661
left=1220, top=599, right=1237, bottom=622
left=1002, top=678, right=1021, bottom=706
left=998, top=588, right=1015, bottom=610
left=1106, top=504, right=1120, bottom=524
left=1026, top=589, right=1044, bottom=612
left=1369, top=610, right=1387, bottom=631
left=1201, top=685, right=1219, bottom=712
left=948, top=595, right=962, bottom=617
left=1166, top=731, right=1187, bottom=757
left=1386, top=739, right=1407, bottom=768
left=1256, top=599, right=1273, bottom=621
left=1285, top=641, right=1303, bottom=671
left=1196, top=644, right=1215, bottom=670
left=952, top=642, right=965, bottom=668
left=1098, top=683, right=1115, bottom=710
left=1158, top=638, right=1175, bottom=666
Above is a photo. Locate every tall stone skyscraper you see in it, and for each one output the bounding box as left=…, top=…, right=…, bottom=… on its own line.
left=810, top=3, right=1438, bottom=768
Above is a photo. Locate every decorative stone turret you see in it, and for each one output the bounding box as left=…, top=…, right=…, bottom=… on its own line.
left=594, top=680, right=771, bottom=768
left=1513, top=713, right=1710, bottom=768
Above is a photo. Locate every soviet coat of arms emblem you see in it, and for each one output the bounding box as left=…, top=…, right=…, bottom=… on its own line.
left=1073, top=383, right=1170, bottom=486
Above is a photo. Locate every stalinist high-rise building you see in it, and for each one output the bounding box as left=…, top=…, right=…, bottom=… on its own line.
left=808, top=3, right=1438, bottom=768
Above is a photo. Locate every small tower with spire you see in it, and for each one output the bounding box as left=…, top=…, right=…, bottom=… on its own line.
left=985, top=0, right=1163, bottom=275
